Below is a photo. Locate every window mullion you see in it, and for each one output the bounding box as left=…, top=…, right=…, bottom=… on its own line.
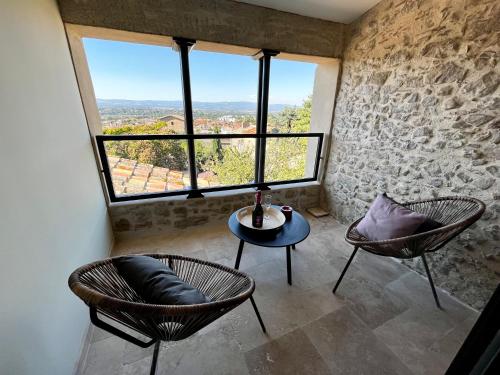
left=256, top=50, right=278, bottom=185
left=254, top=58, right=263, bottom=183
left=174, top=37, right=202, bottom=198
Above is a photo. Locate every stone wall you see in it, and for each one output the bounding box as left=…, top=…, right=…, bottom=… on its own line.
left=110, top=184, right=320, bottom=238
left=58, top=0, right=346, bottom=58
left=323, top=0, right=499, bottom=309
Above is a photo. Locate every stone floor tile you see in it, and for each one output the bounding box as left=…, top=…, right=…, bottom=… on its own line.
left=373, top=308, right=477, bottom=374
left=155, top=329, right=250, bottom=375
left=334, top=274, right=409, bottom=329
left=253, top=281, right=345, bottom=342
left=91, top=325, right=113, bottom=343
left=374, top=308, right=459, bottom=353
left=428, top=315, right=477, bottom=367
left=385, top=272, right=477, bottom=323
left=349, top=250, right=411, bottom=287
left=78, top=216, right=477, bottom=375
left=83, top=335, right=125, bottom=375
left=121, top=355, right=153, bottom=375
left=287, top=245, right=343, bottom=290
left=304, top=306, right=412, bottom=375
left=308, top=231, right=353, bottom=268
left=245, top=259, right=289, bottom=284
left=244, top=328, right=332, bottom=375
left=121, top=340, right=154, bottom=366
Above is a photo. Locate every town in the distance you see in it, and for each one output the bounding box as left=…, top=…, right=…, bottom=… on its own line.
left=99, top=98, right=312, bottom=195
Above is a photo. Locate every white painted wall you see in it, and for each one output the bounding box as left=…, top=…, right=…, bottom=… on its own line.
left=0, top=1, right=113, bottom=374
left=307, top=60, right=341, bottom=179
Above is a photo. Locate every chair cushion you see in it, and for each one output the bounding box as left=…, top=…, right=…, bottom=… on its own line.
left=357, top=194, right=439, bottom=242
left=113, top=255, right=210, bottom=305
left=384, top=194, right=443, bottom=235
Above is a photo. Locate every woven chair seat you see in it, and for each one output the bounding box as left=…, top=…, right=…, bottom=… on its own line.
left=345, top=196, right=485, bottom=259
left=69, top=254, right=255, bottom=342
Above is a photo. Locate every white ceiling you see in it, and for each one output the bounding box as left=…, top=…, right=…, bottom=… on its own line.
left=234, top=0, right=381, bottom=23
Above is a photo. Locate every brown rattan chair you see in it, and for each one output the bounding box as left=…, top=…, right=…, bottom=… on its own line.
left=69, top=254, right=266, bottom=375
left=332, top=196, right=485, bottom=308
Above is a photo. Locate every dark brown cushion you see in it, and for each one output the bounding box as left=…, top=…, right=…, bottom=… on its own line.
left=113, top=255, right=210, bottom=305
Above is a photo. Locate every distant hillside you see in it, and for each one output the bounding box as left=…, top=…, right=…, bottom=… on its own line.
left=97, top=99, right=288, bottom=113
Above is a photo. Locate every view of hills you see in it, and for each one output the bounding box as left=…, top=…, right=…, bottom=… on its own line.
left=97, top=98, right=288, bottom=113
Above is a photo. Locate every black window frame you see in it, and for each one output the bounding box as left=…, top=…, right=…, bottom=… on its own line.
left=94, top=38, right=324, bottom=202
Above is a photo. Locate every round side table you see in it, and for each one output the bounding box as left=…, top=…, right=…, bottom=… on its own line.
left=228, top=206, right=310, bottom=285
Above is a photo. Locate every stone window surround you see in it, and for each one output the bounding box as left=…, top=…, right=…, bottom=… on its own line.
left=108, top=181, right=321, bottom=238
left=65, top=23, right=341, bottom=207
left=109, top=181, right=319, bottom=207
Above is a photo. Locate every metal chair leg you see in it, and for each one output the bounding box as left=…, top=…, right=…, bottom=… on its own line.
left=421, top=254, right=441, bottom=309
left=150, top=341, right=160, bottom=375
left=286, top=245, right=292, bottom=285
left=332, top=246, right=358, bottom=294
left=234, top=240, right=245, bottom=269
left=250, top=296, right=267, bottom=333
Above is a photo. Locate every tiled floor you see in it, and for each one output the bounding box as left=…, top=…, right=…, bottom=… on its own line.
left=79, top=214, right=478, bottom=375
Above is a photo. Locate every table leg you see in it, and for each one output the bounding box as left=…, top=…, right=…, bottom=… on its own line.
left=286, top=245, right=292, bottom=285
left=234, top=239, right=245, bottom=269
left=292, top=244, right=296, bottom=250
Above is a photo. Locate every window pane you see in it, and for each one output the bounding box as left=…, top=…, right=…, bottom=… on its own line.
left=83, top=38, right=185, bottom=134
left=189, top=50, right=258, bottom=134
left=267, top=59, right=316, bottom=133
left=264, top=136, right=319, bottom=182
left=104, top=140, right=190, bottom=196
left=195, top=138, right=256, bottom=187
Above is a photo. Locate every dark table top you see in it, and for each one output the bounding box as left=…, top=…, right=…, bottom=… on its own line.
left=228, top=205, right=311, bottom=248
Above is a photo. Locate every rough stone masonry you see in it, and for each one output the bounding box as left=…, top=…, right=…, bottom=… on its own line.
left=110, top=184, right=320, bottom=238
left=323, top=0, right=499, bottom=309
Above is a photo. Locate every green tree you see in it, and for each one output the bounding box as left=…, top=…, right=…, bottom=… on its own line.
left=103, top=121, right=169, bottom=135
left=206, top=97, right=312, bottom=183
left=210, top=146, right=254, bottom=185
left=106, top=139, right=187, bottom=170
left=104, top=122, right=188, bottom=170
left=277, top=106, right=298, bottom=132
left=270, top=97, right=312, bottom=133
left=292, top=97, right=312, bottom=132
left=195, top=140, right=216, bottom=172
left=211, top=126, right=223, bottom=162
left=264, top=138, right=306, bottom=181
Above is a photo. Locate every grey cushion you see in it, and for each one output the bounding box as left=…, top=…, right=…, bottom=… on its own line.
left=357, top=194, right=429, bottom=242
left=113, top=255, right=210, bottom=305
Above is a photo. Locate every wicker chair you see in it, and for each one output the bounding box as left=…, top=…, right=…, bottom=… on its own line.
left=69, top=254, right=266, bottom=375
left=332, top=196, right=485, bottom=308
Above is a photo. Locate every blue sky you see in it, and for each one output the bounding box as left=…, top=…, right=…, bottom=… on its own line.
left=83, top=38, right=316, bottom=105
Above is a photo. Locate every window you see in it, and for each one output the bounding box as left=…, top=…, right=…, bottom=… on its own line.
left=80, top=35, right=324, bottom=202
left=83, top=38, right=184, bottom=134
left=189, top=50, right=258, bottom=135
left=268, top=59, right=316, bottom=134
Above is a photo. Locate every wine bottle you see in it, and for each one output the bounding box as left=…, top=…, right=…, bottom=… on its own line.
left=252, top=190, right=264, bottom=228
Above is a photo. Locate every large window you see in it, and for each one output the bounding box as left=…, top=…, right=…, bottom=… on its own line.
left=83, top=38, right=184, bottom=134
left=268, top=59, right=316, bottom=133
left=189, top=50, right=258, bottom=135
left=81, top=36, right=324, bottom=201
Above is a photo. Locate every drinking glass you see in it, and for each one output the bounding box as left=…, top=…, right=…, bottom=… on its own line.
left=264, top=194, right=272, bottom=219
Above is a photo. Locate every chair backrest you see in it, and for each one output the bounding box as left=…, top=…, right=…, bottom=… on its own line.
left=68, top=254, right=255, bottom=341
left=346, top=196, right=485, bottom=259
left=403, top=196, right=485, bottom=226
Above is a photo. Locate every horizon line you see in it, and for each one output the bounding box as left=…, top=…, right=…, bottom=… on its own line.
left=96, top=98, right=303, bottom=106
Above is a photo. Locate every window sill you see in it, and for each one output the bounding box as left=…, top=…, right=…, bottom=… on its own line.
left=108, top=180, right=320, bottom=208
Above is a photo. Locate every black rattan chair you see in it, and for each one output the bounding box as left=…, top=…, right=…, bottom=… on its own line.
left=332, top=196, right=485, bottom=308
left=69, top=254, right=266, bottom=375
